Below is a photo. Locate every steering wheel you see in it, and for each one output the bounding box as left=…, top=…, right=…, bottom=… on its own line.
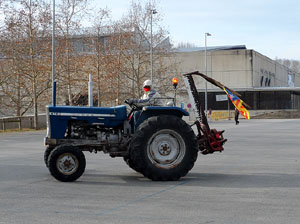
left=125, top=99, right=141, bottom=120
left=124, top=99, right=138, bottom=109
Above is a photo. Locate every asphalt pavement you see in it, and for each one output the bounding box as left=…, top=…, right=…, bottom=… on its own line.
left=0, top=119, right=300, bottom=224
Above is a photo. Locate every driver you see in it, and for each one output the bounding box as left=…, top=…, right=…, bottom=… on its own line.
left=127, top=80, right=162, bottom=107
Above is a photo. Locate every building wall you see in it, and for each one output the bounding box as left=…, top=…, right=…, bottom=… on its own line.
left=253, top=51, right=287, bottom=87
left=210, top=50, right=252, bottom=88
left=167, top=48, right=299, bottom=90
left=172, top=49, right=253, bottom=89
left=163, top=48, right=300, bottom=111
left=252, top=51, right=300, bottom=88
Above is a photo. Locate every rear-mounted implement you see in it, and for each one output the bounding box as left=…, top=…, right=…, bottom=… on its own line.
left=183, top=71, right=227, bottom=154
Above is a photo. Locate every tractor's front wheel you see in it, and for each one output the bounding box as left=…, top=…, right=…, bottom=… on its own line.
left=44, top=146, right=54, bottom=168
left=130, top=115, right=198, bottom=181
left=48, top=145, right=86, bottom=182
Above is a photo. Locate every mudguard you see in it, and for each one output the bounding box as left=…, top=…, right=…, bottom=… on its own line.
left=134, top=106, right=189, bottom=128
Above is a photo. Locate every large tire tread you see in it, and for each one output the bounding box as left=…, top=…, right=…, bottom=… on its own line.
left=130, top=115, right=198, bottom=181
left=123, top=156, right=142, bottom=173
left=44, top=146, right=54, bottom=168
left=48, top=145, right=86, bottom=182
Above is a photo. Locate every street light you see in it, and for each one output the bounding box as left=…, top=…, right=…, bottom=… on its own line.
left=150, top=9, right=157, bottom=83
left=204, top=32, right=211, bottom=116
left=52, top=0, right=56, bottom=106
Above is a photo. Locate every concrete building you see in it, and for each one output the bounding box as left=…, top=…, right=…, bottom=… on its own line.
left=169, top=46, right=300, bottom=111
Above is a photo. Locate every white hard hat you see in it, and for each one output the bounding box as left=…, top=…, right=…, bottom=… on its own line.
left=143, top=79, right=152, bottom=87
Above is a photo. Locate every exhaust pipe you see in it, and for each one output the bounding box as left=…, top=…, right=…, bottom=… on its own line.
left=52, top=81, right=56, bottom=106
left=88, top=73, right=93, bottom=107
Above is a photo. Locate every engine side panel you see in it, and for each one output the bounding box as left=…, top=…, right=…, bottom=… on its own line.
left=47, top=105, right=127, bottom=139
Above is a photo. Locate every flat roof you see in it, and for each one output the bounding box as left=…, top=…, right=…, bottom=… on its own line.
left=177, top=87, right=300, bottom=93
left=192, top=87, right=300, bottom=92
left=174, top=45, right=247, bottom=53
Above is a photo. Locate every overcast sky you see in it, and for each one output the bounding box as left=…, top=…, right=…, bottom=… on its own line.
left=90, top=0, right=300, bottom=60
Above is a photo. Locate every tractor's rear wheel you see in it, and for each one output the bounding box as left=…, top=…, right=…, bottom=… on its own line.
left=130, top=115, right=198, bottom=181
left=48, top=145, right=86, bottom=182
left=123, top=156, right=142, bottom=173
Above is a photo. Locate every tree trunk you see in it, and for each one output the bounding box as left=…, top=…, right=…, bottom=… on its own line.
left=68, top=82, right=72, bottom=105
left=16, top=73, right=21, bottom=117
left=137, top=76, right=141, bottom=98
left=33, top=79, right=38, bottom=130
left=66, top=28, right=72, bottom=105
left=97, top=58, right=101, bottom=107
left=29, top=0, right=38, bottom=130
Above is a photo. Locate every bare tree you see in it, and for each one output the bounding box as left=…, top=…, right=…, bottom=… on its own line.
left=87, top=8, right=111, bottom=106
left=176, top=42, right=198, bottom=48
left=0, top=55, right=32, bottom=116
left=111, top=1, right=172, bottom=99
left=0, top=0, right=52, bottom=128
left=0, top=0, right=178, bottom=117
left=55, top=0, right=88, bottom=105
left=276, top=58, right=300, bottom=73
left=291, top=60, right=300, bottom=73
left=283, top=59, right=291, bottom=68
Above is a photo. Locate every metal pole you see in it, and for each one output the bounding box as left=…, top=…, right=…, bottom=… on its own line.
left=52, top=0, right=56, bottom=106
left=204, top=33, right=207, bottom=115
left=150, top=9, right=157, bottom=83
left=174, top=89, right=177, bottom=106
left=88, top=74, right=93, bottom=107
left=150, top=11, right=153, bottom=83
left=204, top=32, right=211, bottom=116
left=228, top=97, right=230, bottom=120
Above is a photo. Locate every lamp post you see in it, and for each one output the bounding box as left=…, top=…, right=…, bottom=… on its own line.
left=204, top=32, right=211, bottom=116
left=150, top=9, right=157, bottom=83
left=52, top=0, right=56, bottom=106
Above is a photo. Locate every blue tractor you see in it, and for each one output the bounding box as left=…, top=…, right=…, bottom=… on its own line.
left=44, top=72, right=227, bottom=182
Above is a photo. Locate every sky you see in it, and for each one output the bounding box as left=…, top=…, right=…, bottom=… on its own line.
left=90, top=0, right=300, bottom=60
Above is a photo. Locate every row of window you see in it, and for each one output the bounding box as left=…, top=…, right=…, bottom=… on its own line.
left=260, top=76, right=271, bottom=87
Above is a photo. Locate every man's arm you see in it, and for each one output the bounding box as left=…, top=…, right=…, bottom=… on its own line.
left=131, top=90, right=157, bottom=105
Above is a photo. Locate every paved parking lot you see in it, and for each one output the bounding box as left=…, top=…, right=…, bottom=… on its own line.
left=1, top=119, right=300, bottom=224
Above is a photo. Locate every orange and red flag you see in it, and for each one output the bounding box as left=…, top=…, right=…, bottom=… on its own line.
left=223, top=87, right=250, bottom=119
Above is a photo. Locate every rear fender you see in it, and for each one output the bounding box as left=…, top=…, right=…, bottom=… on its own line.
left=134, top=106, right=189, bottom=128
